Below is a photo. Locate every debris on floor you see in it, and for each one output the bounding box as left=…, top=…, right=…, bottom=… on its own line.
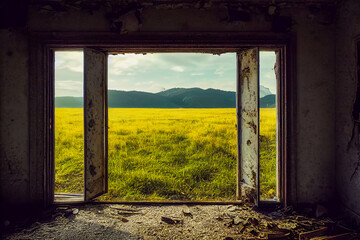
left=2, top=204, right=359, bottom=240
left=161, top=216, right=182, bottom=225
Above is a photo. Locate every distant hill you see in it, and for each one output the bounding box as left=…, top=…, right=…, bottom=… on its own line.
left=55, top=96, right=83, bottom=108
left=55, top=87, right=275, bottom=108
left=260, top=85, right=272, bottom=98
left=259, top=94, right=276, bottom=108
left=156, top=88, right=236, bottom=108
left=108, top=90, right=181, bottom=108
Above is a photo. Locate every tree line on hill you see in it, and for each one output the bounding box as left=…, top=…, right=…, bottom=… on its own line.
left=55, top=87, right=276, bottom=108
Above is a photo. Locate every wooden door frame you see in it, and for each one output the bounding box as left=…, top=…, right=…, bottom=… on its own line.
left=28, top=32, right=296, bottom=207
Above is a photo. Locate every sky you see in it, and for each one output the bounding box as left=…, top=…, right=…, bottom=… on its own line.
left=55, top=51, right=276, bottom=97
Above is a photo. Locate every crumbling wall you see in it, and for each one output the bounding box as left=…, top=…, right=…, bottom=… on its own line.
left=0, top=30, right=30, bottom=212
left=0, top=1, right=337, bottom=217
left=335, top=0, right=360, bottom=225
left=282, top=7, right=336, bottom=204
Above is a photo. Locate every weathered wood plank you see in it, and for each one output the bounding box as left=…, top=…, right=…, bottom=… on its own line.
left=84, top=48, right=108, bottom=201
left=237, top=48, right=259, bottom=205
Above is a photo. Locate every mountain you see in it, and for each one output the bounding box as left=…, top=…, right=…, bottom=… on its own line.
left=55, top=87, right=275, bottom=108
left=259, top=94, right=276, bottom=108
left=260, top=85, right=272, bottom=98
left=55, top=96, right=83, bottom=108
left=156, top=88, right=236, bottom=108
left=108, top=90, right=179, bottom=108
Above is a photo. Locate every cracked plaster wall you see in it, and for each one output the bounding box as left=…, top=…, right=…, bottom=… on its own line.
left=0, top=1, right=338, bottom=216
left=335, top=0, right=360, bottom=223
left=286, top=8, right=335, bottom=204
left=0, top=30, right=30, bottom=209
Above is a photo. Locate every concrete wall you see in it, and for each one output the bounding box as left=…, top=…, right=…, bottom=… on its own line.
left=0, top=30, right=30, bottom=212
left=289, top=9, right=335, bottom=204
left=335, top=0, right=360, bottom=223
left=0, top=1, right=338, bottom=217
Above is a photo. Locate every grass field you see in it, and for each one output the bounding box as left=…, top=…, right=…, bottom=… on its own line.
left=55, top=108, right=276, bottom=201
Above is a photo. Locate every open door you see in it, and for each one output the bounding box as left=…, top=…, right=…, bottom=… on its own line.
left=84, top=48, right=108, bottom=201
left=236, top=48, right=260, bottom=205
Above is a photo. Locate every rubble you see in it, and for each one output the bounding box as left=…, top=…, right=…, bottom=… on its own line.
left=161, top=216, right=182, bottom=225
left=72, top=208, right=79, bottom=215
left=2, top=204, right=359, bottom=240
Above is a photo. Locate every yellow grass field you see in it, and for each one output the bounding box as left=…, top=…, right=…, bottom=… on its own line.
left=55, top=108, right=276, bottom=201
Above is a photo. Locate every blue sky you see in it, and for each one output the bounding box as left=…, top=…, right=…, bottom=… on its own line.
left=55, top=51, right=276, bottom=97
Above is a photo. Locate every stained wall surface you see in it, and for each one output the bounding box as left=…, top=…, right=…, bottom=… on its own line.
left=287, top=8, right=335, bottom=203
left=0, top=1, right=339, bottom=217
left=0, top=30, right=30, bottom=210
left=335, top=0, right=360, bottom=223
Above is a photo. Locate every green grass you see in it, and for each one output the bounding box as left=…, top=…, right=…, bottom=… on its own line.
left=55, top=108, right=276, bottom=201
left=259, top=108, right=277, bottom=199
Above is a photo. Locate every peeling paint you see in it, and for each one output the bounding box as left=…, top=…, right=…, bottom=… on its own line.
left=84, top=48, right=107, bottom=201
left=241, top=67, right=250, bottom=90
left=240, top=183, right=257, bottom=204
left=88, top=119, right=95, bottom=129
left=238, top=48, right=259, bottom=205
left=89, top=165, right=97, bottom=177
left=247, top=120, right=257, bottom=134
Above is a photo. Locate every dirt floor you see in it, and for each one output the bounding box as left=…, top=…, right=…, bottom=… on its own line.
left=2, top=203, right=359, bottom=239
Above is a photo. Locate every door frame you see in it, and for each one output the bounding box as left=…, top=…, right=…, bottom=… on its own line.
left=28, top=32, right=296, bottom=207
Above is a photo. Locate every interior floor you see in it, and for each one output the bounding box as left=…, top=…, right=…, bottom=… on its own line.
left=3, top=204, right=359, bottom=240
left=54, top=193, right=84, bottom=204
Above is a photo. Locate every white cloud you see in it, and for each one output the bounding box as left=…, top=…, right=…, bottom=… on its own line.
left=264, top=71, right=276, bottom=79
left=214, top=67, right=225, bottom=76
left=55, top=80, right=83, bottom=97
left=135, top=81, right=153, bottom=86
left=55, top=51, right=276, bottom=97
left=260, top=51, right=276, bottom=61
left=259, top=51, right=277, bottom=94
left=109, top=53, right=175, bottom=76
left=55, top=51, right=83, bottom=72
left=56, top=80, right=82, bottom=85
left=108, top=53, right=237, bottom=93
left=194, top=79, right=236, bottom=92
left=109, top=54, right=142, bottom=75
left=130, top=81, right=165, bottom=93
left=171, top=66, right=185, bottom=72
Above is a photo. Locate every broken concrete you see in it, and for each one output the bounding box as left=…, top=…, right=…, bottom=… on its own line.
left=3, top=204, right=359, bottom=239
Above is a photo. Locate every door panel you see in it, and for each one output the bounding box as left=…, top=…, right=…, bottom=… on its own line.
left=84, top=48, right=108, bottom=201
left=236, top=48, right=259, bottom=205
